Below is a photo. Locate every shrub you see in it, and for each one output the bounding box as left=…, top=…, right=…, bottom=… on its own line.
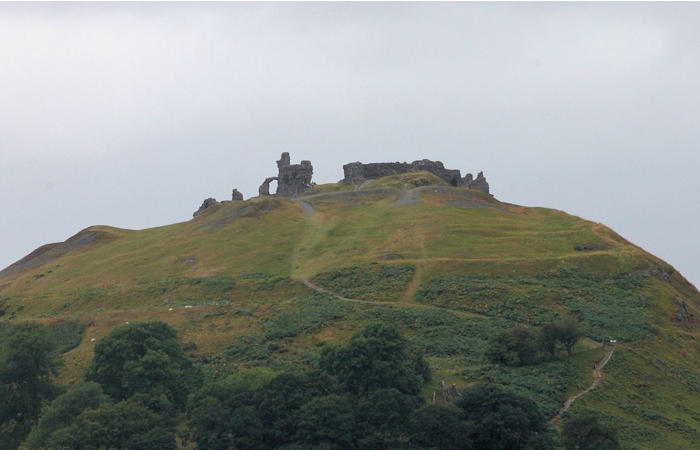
left=485, top=327, right=540, bottom=366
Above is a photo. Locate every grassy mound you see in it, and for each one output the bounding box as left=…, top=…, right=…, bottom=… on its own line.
left=365, top=170, right=449, bottom=189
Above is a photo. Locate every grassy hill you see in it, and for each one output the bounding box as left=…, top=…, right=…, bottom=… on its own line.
left=1, top=173, right=698, bottom=449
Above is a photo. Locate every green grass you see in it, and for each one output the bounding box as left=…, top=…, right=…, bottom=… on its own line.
left=0, top=186, right=697, bottom=449
left=365, top=171, right=449, bottom=189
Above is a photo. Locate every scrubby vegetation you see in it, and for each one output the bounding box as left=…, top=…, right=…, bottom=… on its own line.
left=417, top=270, right=655, bottom=341
left=311, top=263, right=416, bottom=302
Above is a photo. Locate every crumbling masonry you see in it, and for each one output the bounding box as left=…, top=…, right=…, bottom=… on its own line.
left=258, top=152, right=314, bottom=197
left=342, top=159, right=489, bottom=194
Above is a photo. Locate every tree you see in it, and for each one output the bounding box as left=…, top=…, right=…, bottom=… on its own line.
left=319, top=323, right=427, bottom=395
left=556, top=319, right=584, bottom=356
left=354, top=388, right=423, bottom=449
left=85, top=321, right=200, bottom=409
left=294, top=394, right=355, bottom=449
left=187, top=370, right=333, bottom=450
left=456, top=384, right=553, bottom=450
left=485, top=327, right=540, bottom=366
left=562, top=414, right=619, bottom=450
left=46, top=398, right=176, bottom=450
left=0, top=323, right=61, bottom=449
left=256, top=370, right=337, bottom=447
left=409, top=404, right=472, bottom=450
left=187, top=375, right=264, bottom=450
left=24, top=382, right=106, bottom=448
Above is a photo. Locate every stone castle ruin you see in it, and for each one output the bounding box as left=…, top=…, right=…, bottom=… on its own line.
left=196, top=153, right=490, bottom=215
left=256, top=153, right=489, bottom=197
left=259, top=152, right=314, bottom=197
left=342, top=159, right=489, bottom=194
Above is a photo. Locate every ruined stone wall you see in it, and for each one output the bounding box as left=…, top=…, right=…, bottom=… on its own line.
left=342, top=159, right=489, bottom=194
left=258, top=152, right=313, bottom=197
left=343, top=159, right=462, bottom=186
left=467, top=171, right=489, bottom=194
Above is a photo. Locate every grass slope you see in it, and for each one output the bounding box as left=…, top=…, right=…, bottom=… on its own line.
left=0, top=178, right=698, bottom=449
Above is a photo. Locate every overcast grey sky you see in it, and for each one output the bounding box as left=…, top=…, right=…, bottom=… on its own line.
left=1, top=2, right=698, bottom=286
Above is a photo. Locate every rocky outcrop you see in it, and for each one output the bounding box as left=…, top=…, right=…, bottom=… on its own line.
left=674, top=298, right=696, bottom=331
left=259, top=153, right=314, bottom=197
left=342, top=159, right=490, bottom=194
left=231, top=189, right=244, bottom=201
left=193, top=198, right=218, bottom=217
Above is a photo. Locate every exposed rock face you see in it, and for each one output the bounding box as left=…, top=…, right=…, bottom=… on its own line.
left=193, top=198, right=218, bottom=217
left=231, top=189, right=244, bottom=201
left=259, top=153, right=314, bottom=197
left=258, top=177, right=277, bottom=196
left=342, top=159, right=489, bottom=193
left=675, top=298, right=696, bottom=331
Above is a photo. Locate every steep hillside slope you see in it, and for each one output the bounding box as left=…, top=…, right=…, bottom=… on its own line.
left=1, top=178, right=698, bottom=449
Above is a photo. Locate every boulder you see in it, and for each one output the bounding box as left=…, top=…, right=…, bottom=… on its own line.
left=193, top=197, right=218, bottom=217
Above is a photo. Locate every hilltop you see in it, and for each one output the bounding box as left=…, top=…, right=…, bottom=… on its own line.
left=0, top=157, right=698, bottom=449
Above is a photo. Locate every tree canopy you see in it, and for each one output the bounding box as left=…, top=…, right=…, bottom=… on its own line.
left=319, top=323, right=429, bottom=395
left=0, top=323, right=61, bottom=449
left=24, top=382, right=106, bottom=449
left=46, top=398, right=177, bottom=450
left=456, top=384, right=554, bottom=450
left=85, top=321, right=200, bottom=409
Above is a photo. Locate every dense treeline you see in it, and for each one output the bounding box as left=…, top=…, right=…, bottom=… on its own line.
left=0, top=320, right=618, bottom=450
left=485, top=319, right=584, bottom=367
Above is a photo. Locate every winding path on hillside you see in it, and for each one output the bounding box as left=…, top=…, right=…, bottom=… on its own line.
left=299, top=278, right=486, bottom=319
left=554, top=346, right=615, bottom=421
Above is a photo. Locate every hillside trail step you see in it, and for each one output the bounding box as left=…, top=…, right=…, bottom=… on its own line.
left=298, top=278, right=487, bottom=319
left=553, top=346, right=615, bottom=422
